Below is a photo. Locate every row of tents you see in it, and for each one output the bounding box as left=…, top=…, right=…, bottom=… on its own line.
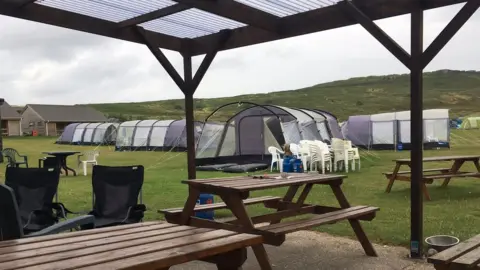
left=56, top=119, right=201, bottom=151
left=55, top=103, right=453, bottom=166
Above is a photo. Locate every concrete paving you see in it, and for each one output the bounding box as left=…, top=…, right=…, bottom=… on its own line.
left=172, top=231, right=434, bottom=270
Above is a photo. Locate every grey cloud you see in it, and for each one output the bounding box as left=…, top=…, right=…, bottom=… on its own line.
left=0, top=4, right=479, bottom=106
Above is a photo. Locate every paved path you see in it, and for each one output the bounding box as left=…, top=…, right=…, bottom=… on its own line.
left=172, top=231, right=433, bottom=270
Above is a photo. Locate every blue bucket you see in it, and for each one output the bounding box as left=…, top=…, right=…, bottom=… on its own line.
left=195, top=194, right=214, bottom=220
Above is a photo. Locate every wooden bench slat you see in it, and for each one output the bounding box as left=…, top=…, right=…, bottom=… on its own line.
left=428, top=234, right=480, bottom=264
left=0, top=226, right=209, bottom=264
left=4, top=230, right=238, bottom=270
left=452, top=246, right=480, bottom=267
left=75, top=234, right=263, bottom=270
left=383, top=168, right=451, bottom=175
left=159, top=196, right=281, bottom=214
left=258, top=206, right=379, bottom=235
left=0, top=221, right=162, bottom=249
left=0, top=223, right=176, bottom=255
left=423, top=172, right=480, bottom=180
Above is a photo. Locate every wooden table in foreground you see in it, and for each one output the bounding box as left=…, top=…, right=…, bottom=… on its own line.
left=161, top=173, right=380, bottom=259
left=428, top=234, right=480, bottom=270
left=0, top=221, right=266, bottom=270
left=384, top=155, right=480, bottom=200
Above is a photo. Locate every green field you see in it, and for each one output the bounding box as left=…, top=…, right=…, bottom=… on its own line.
left=1, top=130, right=480, bottom=247
left=89, top=70, right=480, bottom=121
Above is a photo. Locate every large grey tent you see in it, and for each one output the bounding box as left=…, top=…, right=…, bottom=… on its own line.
left=342, top=109, right=450, bottom=150
left=195, top=103, right=340, bottom=166
left=56, top=123, right=118, bottom=145
left=115, top=119, right=203, bottom=151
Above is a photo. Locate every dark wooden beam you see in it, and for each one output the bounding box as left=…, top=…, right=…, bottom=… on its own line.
left=0, top=1, right=183, bottom=52
left=135, top=27, right=185, bottom=92
left=4, top=0, right=37, bottom=7
left=173, top=0, right=281, bottom=33
left=183, top=53, right=196, bottom=180
left=340, top=0, right=411, bottom=68
left=190, top=0, right=467, bottom=55
left=118, top=4, right=190, bottom=28
left=191, top=30, right=231, bottom=91
left=410, top=5, right=424, bottom=259
left=422, top=0, right=480, bottom=68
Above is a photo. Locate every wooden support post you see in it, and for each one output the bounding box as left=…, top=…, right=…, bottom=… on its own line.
left=410, top=6, right=424, bottom=258
left=0, top=98, right=3, bottom=163
left=343, top=0, right=479, bottom=258
left=183, top=52, right=196, bottom=180
left=136, top=27, right=231, bottom=180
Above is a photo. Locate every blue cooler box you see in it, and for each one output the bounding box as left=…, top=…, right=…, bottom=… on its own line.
left=195, top=194, right=215, bottom=220
left=293, top=159, right=304, bottom=173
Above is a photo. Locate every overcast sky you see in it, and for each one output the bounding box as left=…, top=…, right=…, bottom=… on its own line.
left=0, top=3, right=479, bottom=105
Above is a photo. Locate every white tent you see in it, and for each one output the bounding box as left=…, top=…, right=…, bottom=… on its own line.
left=342, top=109, right=450, bottom=150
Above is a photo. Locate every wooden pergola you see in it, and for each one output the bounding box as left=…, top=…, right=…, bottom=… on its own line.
left=0, top=0, right=477, bottom=258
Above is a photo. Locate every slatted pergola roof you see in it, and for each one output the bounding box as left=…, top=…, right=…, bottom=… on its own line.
left=0, top=0, right=468, bottom=55
left=0, top=0, right=477, bottom=259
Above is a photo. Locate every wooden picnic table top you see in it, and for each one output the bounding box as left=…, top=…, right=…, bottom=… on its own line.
left=182, top=173, right=346, bottom=192
left=394, top=155, right=480, bottom=163
left=0, top=221, right=263, bottom=270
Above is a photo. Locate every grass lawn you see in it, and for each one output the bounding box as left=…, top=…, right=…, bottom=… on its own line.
left=1, top=129, right=480, bottom=247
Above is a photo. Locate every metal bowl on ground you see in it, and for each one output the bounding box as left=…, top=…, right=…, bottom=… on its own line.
left=425, top=235, right=460, bottom=253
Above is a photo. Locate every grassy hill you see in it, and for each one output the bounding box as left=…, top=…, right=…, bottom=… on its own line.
left=89, top=69, right=480, bottom=121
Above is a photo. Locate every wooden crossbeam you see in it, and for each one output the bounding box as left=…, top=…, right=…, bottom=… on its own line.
left=340, top=0, right=411, bottom=68
left=173, top=0, right=281, bottom=33
left=118, top=4, right=189, bottom=28
left=422, top=0, right=480, bottom=68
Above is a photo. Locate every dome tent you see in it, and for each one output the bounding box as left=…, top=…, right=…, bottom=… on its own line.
left=115, top=119, right=203, bottom=151
left=341, top=109, right=450, bottom=150
left=56, top=123, right=80, bottom=144
left=299, top=108, right=344, bottom=142
left=460, top=116, right=480, bottom=129
left=195, top=102, right=335, bottom=166
left=56, top=122, right=118, bottom=145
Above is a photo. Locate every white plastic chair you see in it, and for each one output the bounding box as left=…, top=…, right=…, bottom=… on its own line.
left=77, top=150, right=99, bottom=176
left=331, top=139, right=354, bottom=172
left=268, top=146, right=283, bottom=172
left=299, top=141, right=312, bottom=171
left=289, top=143, right=301, bottom=158
left=309, top=142, right=332, bottom=174
left=345, top=140, right=361, bottom=170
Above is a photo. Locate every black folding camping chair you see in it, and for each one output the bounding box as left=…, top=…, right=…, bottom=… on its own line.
left=85, top=165, right=146, bottom=228
left=0, top=184, right=94, bottom=241
left=4, top=167, right=79, bottom=234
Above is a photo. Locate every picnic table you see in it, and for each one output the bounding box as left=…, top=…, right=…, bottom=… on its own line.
left=428, top=234, right=480, bottom=270
left=42, top=151, right=80, bottom=176
left=160, top=173, right=379, bottom=257
left=0, top=221, right=269, bottom=270
left=384, top=155, right=480, bottom=200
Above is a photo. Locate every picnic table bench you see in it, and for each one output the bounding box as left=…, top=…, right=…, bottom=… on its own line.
left=384, top=155, right=480, bottom=200
left=428, top=234, right=480, bottom=270
left=160, top=173, right=380, bottom=257
left=0, top=221, right=269, bottom=270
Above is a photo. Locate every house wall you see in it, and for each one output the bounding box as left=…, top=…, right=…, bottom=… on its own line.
left=47, top=122, right=56, bottom=136
left=21, top=107, right=46, bottom=135
left=7, top=120, right=21, bottom=136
